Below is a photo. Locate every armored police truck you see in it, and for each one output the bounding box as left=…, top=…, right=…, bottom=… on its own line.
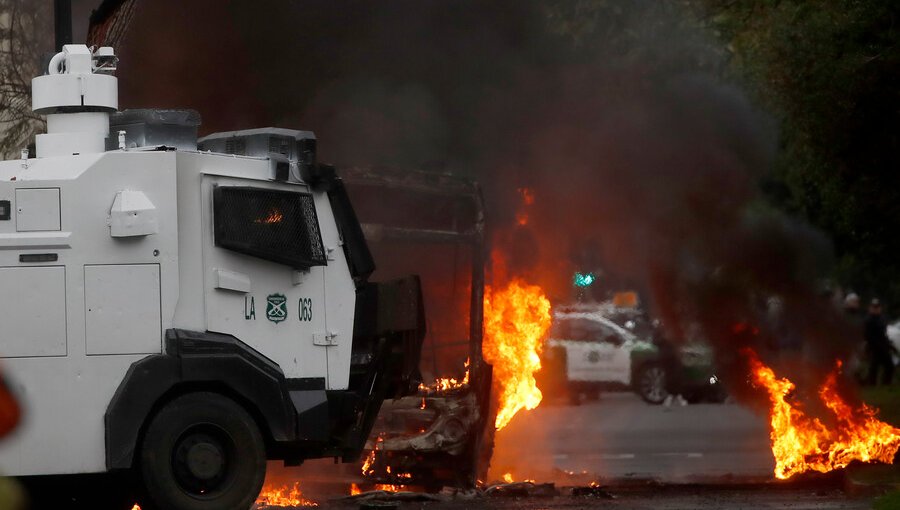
left=0, top=44, right=423, bottom=510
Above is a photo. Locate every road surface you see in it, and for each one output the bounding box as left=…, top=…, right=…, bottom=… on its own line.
left=31, top=391, right=878, bottom=508
left=489, top=392, right=775, bottom=483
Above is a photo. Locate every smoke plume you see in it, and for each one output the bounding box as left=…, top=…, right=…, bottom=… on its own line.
left=113, top=0, right=855, bottom=400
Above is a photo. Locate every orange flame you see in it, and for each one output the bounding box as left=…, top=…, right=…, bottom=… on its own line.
left=254, top=208, right=284, bottom=224
left=418, top=358, right=470, bottom=393
left=361, top=446, right=377, bottom=477
left=349, top=482, right=411, bottom=494
left=255, top=481, right=318, bottom=507
left=483, top=279, right=552, bottom=430
left=502, top=472, right=514, bottom=483
left=515, top=187, right=535, bottom=226
left=377, top=484, right=404, bottom=491
left=746, top=350, right=900, bottom=479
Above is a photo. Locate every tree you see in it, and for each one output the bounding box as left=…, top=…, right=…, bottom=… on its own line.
left=697, top=0, right=900, bottom=306
left=546, top=0, right=900, bottom=306
left=0, top=0, right=51, bottom=158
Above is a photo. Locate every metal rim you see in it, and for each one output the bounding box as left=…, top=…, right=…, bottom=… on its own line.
left=639, top=366, right=668, bottom=403
left=171, top=424, right=237, bottom=498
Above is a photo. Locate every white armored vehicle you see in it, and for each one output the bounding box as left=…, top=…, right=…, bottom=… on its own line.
left=0, top=44, right=424, bottom=509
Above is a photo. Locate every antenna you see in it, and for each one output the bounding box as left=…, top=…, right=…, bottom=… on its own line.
left=54, top=0, right=73, bottom=50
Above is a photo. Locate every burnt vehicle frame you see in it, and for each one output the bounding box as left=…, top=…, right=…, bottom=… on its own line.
left=341, top=166, right=494, bottom=490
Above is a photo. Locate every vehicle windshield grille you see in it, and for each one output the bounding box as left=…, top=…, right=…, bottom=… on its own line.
left=214, top=186, right=326, bottom=268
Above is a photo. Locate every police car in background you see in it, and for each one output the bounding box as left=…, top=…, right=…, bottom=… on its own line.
left=539, top=304, right=725, bottom=405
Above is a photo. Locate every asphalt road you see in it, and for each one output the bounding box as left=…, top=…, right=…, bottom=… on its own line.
left=489, top=391, right=776, bottom=483
left=322, top=486, right=875, bottom=510
left=57, top=391, right=874, bottom=509
left=249, top=392, right=878, bottom=509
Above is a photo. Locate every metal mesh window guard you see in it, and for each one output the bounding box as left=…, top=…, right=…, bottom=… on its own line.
left=213, top=186, right=326, bottom=268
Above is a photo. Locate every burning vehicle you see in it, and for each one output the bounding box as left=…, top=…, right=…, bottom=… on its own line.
left=540, top=302, right=724, bottom=405
left=340, top=167, right=494, bottom=490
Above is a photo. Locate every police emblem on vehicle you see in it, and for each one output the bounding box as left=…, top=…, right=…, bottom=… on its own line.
left=266, top=293, right=287, bottom=323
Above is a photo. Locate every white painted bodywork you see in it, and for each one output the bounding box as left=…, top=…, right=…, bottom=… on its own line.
left=546, top=312, right=644, bottom=386
left=0, top=43, right=357, bottom=477
left=0, top=152, right=179, bottom=475
left=32, top=45, right=117, bottom=158
left=0, top=148, right=357, bottom=476
left=109, top=190, right=159, bottom=237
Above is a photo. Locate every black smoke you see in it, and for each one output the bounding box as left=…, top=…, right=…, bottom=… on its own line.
left=111, top=0, right=856, bottom=398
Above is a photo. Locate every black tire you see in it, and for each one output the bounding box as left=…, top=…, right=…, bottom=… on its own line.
left=138, top=392, right=266, bottom=510
left=635, top=364, right=669, bottom=405
left=683, top=390, right=703, bottom=404
left=709, top=384, right=729, bottom=403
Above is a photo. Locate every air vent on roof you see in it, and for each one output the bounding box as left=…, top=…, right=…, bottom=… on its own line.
left=198, top=128, right=321, bottom=184
left=224, top=138, right=246, bottom=155
left=107, top=109, right=201, bottom=151
left=269, top=136, right=291, bottom=157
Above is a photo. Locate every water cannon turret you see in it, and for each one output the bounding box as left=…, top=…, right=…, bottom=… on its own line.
left=31, top=44, right=118, bottom=158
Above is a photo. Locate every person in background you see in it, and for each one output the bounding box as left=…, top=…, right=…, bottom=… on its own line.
left=843, top=292, right=868, bottom=381
left=844, top=292, right=862, bottom=320
left=865, top=298, right=895, bottom=385
left=657, top=329, right=687, bottom=409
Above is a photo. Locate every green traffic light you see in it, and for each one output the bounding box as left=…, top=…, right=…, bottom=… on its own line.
left=574, top=272, right=596, bottom=287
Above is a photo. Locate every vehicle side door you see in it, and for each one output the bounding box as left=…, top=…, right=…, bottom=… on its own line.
left=558, top=318, right=623, bottom=384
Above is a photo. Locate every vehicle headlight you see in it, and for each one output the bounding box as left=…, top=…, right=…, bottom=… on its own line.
left=441, top=418, right=467, bottom=442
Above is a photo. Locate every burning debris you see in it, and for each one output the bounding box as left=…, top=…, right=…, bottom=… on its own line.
left=342, top=167, right=493, bottom=490
left=484, top=481, right=558, bottom=498
left=346, top=483, right=442, bottom=502
left=254, top=482, right=318, bottom=508
left=483, top=279, right=552, bottom=430
left=418, top=359, right=471, bottom=394
left=746, top=350, right=900, bottom=479
left=571, top=483, right=616, bottom=499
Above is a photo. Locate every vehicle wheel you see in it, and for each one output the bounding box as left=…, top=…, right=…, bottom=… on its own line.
left=139, top=392, right=266, bottom=510
left=636, top=364, right=669, bottom=405
left=683, top=391, right=703, bottom=404
left=709, top=384, right=729, bottom=403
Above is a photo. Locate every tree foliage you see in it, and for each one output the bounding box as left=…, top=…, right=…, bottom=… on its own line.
left=0, top=0, right=51, bottom=158
left=547, top=0, right=900, bottom=307
left=698, top=0, right=900, bottom=305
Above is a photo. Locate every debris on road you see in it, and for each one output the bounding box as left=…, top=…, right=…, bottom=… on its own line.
left=343, top=489, right=443, bottom=503
left=570, top=484, right=616, bottom=499
left=485, top=481, right=559, bottom=498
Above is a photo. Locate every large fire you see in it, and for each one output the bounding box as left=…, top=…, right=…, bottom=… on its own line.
left=255, top=482, right=318, bottom=508
left=483, top=279, right=552, bottom=430
left=746, top=350, right=900, bottom=479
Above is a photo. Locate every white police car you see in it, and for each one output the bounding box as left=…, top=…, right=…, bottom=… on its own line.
left=539, top=307, right=721, bottom=404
